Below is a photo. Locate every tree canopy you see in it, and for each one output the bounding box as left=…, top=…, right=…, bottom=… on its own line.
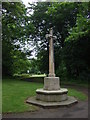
left=2, top=2, right=90, bottom=80
left=2, top=2, right=34, bottom=75
left=28, top=2, right=90, bottom=80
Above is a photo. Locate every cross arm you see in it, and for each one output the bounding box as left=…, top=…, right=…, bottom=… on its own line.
left=46, top=34, right=57, bottom=39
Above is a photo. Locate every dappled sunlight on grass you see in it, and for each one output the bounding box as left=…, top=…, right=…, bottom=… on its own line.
left=30, top=74, right=46, bottom=77
left=13, top=74, right=46, bottom=78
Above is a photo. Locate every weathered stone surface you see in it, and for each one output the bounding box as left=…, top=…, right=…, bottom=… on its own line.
left=36, top=88, right=68, bottom=102
left=26, top=28, right=78, bottom=107
left=44, top=77, right=60, bottom=90
left=36, top=88, right=68, bottom=94
left=26, top=96, right=78, bottom=108
left=46, top=28, right=57, bottom=77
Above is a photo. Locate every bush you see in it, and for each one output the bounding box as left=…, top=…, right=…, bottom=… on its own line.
left=56, top=61, right=67, bottom=80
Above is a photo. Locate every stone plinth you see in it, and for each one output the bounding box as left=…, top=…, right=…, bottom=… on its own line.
left=26, top=96, right=78, bottom=108
left=36, top=88, right=68, bottom=102
left=44, top=77, right=60, bottom=90
left=26, top=76, right=78, bottom=107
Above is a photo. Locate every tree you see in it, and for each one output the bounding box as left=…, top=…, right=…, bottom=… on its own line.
left=28, top=59, right=39, bottom=74
left=12, top=50, right=31, bottom=74
left=2, top=1, right=90, bottom=80
left=2, top=2, right=34, bottom=76
left=63, top=12, right=90, bottom=79
left=28, top=2, right=90, bottom=80
left=63, top=3, right=90, bottom=79
left=28, top=2, right=84, bottom=74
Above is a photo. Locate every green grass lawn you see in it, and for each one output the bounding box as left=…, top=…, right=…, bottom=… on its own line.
left=2, top=78, right=88, bottom=113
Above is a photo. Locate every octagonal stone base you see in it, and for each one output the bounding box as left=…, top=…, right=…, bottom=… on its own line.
left=26, top=96, right=78, bottom=108
left=26, top=77, right=78, bottom=107
left=36, top=88, right=68, bottom=102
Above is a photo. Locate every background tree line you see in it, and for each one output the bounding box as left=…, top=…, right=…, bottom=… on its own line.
left=2, top=2, right=90, bottom=81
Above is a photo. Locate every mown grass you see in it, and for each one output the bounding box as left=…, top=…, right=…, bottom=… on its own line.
left=2, top=78, right=43, bottom=113
left=2, top=78, right=88, bottom=113
left=68, top=88, right=87, bottom=101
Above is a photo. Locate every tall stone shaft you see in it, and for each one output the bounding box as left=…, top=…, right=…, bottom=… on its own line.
left=49, top=28, right=55, bottom=77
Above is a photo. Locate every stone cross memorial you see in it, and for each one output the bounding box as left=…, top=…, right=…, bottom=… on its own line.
left=43, top=28, right=60, bottom=91
left=26, top=28, right=78, bottom=107
left=46, top=28, right=56, bottom=77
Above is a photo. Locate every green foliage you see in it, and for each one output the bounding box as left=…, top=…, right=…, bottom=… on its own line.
left=29, top=2, right=80, bottom=48
left=12, top=50, right=31, bottom=74
left=2, top=2, right=25, bottom=76
left=28, top=2, right=81, bottom=76
left=63, top=9, right=90, bottom=79
left=2, top=2, right=90, bottom=81
left=2, top=2, right=34, bottom=76
left=2, top=2, right=26, bottom=41
left=36, top=49, right=49, bottom=74
left=56, top=60, right=67, bottom=80
left=28, top=2, right=90, bottom=80
left=65, top=14, right=89, bottom=42
left=28, top=59, right=39, bottom=74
